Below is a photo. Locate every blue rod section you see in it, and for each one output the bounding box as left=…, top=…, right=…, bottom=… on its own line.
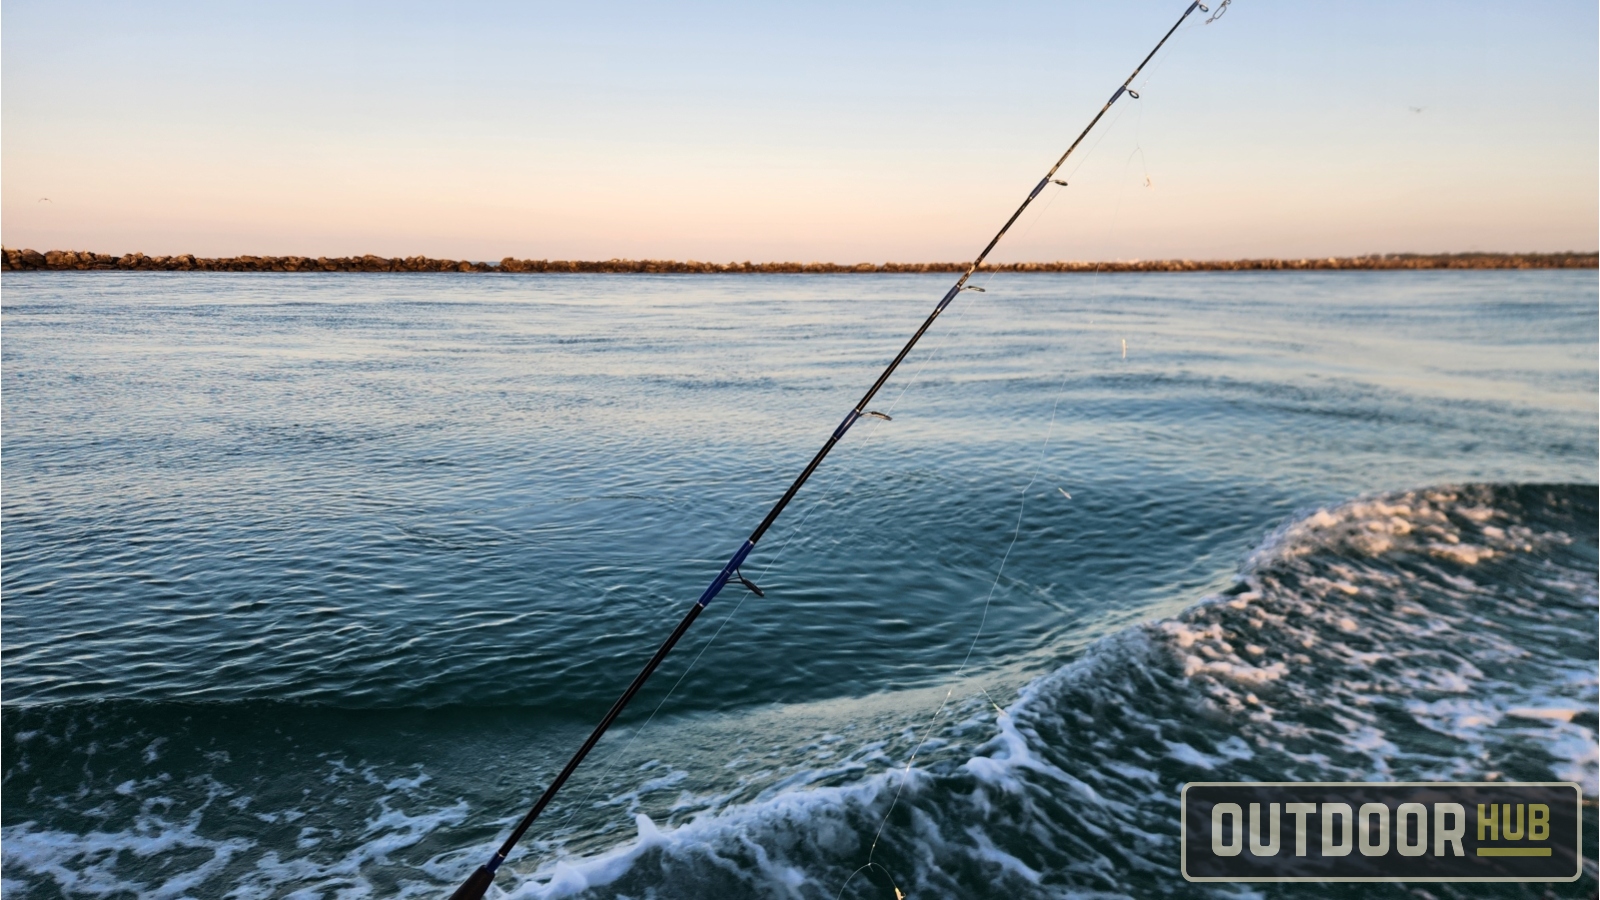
left=697, top=540, right=756, bottom=608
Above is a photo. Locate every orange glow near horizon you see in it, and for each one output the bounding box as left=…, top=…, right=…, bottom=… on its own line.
left=4, top=2, right=1595, bottom=262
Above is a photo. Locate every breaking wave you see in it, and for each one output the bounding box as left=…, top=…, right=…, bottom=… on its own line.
left=5, top=484, right=1596, bottom=898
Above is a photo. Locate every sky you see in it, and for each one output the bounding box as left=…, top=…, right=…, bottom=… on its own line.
left=3, top=0, right=1596, bottom=262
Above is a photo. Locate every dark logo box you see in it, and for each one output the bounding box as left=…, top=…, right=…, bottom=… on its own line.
left=1181, top=782, right=1583, bottom=882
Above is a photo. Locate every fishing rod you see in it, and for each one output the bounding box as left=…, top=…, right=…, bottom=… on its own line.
left=449, top=3, right=1211, bottom=897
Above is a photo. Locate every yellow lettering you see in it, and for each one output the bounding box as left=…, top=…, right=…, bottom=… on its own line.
left=1477, top=804, right=1497, bottom=841
left=1504, top=804, right=1524, bottom=841
left=1529, top=804, right=1549, bottom=841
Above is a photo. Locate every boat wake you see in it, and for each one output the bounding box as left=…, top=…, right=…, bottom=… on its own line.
left=4, top=484, right=1595, bottom=898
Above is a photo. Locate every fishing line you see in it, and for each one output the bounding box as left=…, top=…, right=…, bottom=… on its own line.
left=517, top=315, right=999, bottom=890
left=600, top=301, right=990, bottom=777
left=1131, top=100, right=1154, bottom=189
left=847, top=13, right=1221, bottom=892
left=846, top=340, right=1073, bottom=896
left=1058, top=97, right=1132, bottom=187
left=530, top=17, right=1195, bottom=893
left=1055, top=7, right=1201, bottom=191
left=450, top=6, right=1216, bottom=898
left=758, top=296, right=982, bottom=539
left=954, top=104, right=1106, bottom=324
left=841, top=14, right=1207, bottom=900
left=733, top=288, right=993, bottom=565
left=964, top=156, right=1075, bottom=295
left=503, top=295, right=994, bottom=887
left=658, top=284, right=997, bottom=684
left=503, top=288, right=991, bottom=886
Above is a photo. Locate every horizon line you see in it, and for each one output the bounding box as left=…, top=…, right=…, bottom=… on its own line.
left=4, top=248, right=1597, bottom=274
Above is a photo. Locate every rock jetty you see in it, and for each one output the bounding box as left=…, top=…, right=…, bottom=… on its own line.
left=3, top=248, right=1594, bottom=273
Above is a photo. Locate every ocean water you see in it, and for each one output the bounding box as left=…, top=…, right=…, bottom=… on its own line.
left=1, top=269, right=1595, bottom=899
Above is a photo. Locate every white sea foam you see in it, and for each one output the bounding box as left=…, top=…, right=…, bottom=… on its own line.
left=413, top=492, right=1595, bottom=900
left=5, top=486, right=1593, bottom=899
left=487, top=770, right=916, bottom=899
left=3, top=813, right=253, bottom=899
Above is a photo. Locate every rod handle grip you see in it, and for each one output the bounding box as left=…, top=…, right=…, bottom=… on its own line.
left=449, top=865, right=496, bottom=900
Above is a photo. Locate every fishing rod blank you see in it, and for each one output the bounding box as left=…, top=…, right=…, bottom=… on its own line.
left=449, top=3, right=1209, bottom=897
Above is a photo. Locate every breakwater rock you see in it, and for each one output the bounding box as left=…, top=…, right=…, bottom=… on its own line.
left=4, top=249, right=1595, bottom=273
left=1, top=250, right=495, bottom=273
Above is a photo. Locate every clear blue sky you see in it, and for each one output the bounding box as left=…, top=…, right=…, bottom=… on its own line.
left=4, top=0, right=1595, bottom=260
